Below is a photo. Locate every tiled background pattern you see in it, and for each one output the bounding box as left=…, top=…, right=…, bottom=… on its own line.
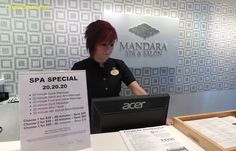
left=0, top=0, right=236, bottom=96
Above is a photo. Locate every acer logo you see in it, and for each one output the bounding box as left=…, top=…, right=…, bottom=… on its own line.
left=122, top=101, right=146, bottom=110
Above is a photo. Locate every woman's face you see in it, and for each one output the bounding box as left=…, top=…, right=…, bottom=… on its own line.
left=93, top=41, right=114, bottom=63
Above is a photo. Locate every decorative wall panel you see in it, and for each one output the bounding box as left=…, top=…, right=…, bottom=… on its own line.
left=0, top=0, right=236, bottom=97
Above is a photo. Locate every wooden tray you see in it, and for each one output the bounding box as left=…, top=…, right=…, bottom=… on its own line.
left=173, top=110, right=236, bottom=151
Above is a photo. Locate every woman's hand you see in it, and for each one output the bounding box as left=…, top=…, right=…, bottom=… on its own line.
left=166, top=117, right=174, bottom=125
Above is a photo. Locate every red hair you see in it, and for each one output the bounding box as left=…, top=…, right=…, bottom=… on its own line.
left=85, top=20, right=117, bottom=55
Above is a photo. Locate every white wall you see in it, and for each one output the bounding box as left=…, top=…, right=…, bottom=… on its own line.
left=168, top=89, right=236, bottom=117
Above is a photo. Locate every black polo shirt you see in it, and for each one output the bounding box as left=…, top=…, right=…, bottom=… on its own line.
left=71, top=57, right=135, bottom=104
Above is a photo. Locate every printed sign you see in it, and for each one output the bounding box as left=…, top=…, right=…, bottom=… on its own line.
left=105, top=13, right=179, bottom=68
left=120, top=126, right=205, bottom=151
left=18, top=71, right=90, bottom=151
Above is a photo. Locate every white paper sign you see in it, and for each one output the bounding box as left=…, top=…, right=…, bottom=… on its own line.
left=18, top=71, right=90, bottom=151
left=120, top=126, right=205, bottom=151
left=186, top=117, right=236, bottom=148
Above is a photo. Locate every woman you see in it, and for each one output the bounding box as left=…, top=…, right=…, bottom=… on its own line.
left=71, top=20, right=172, bottom=128
left=72, top=20, right=147, bottom=103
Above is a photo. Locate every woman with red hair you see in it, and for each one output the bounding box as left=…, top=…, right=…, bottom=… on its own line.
left=72, top=20, right=147, bottom=105
left=72, top=20, right=173, bottom=132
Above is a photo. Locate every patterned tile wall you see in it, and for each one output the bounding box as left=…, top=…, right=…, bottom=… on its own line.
left=0, top=0, right=236, bottom=97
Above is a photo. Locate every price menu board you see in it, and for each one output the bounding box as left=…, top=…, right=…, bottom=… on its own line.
left=19, top=71, right=90, bottom=151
